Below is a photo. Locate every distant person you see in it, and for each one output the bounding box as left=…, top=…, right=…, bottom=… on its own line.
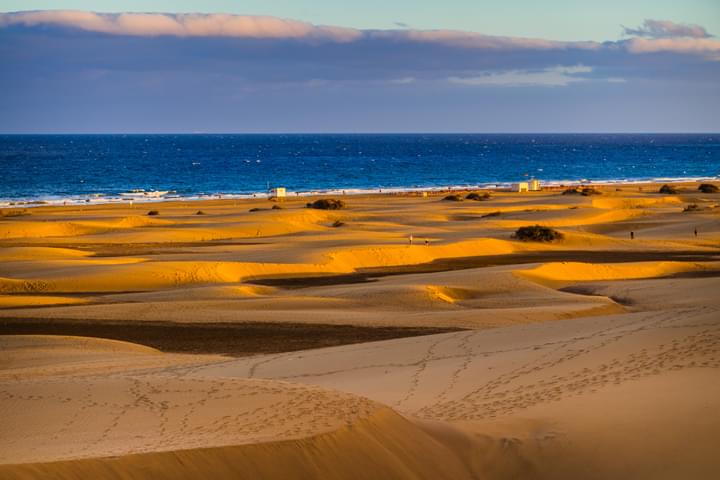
left=694, top=228, right=698, bottom=238
left=409, top=234, right=413, bottom=245
left=630, top=231, right=635, bottom=240
left=425, top=239, right=429, bottom=246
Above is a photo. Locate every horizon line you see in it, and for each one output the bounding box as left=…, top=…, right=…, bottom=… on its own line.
left=2, top=132, right=719, bottom=135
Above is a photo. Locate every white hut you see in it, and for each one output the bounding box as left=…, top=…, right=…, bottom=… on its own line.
left=269, top=187, right=286, bottom=199
left=512, top=182, right=529, bottom=192
left=529, top=179, right=542, bottom=191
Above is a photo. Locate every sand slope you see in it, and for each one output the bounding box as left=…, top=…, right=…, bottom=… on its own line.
left=190, top=277, right=720, bottom=479
left=0, top=335, right=474, bottom=479
left=1, top=408, right=474, bottom=480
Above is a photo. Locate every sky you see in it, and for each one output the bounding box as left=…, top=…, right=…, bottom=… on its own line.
left=0, top=2, right=718, bottom=133
left=2, top=0, right=719, bottom=41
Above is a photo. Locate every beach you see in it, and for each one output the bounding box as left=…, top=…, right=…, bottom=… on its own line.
left=1, top=181, right=719, bottom=479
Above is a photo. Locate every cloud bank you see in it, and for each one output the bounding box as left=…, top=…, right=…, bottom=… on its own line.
left=1, top=11, right=719, bottom=58
left=0, top=11, right=717, bottom=132
left=620, top=19, right=720, bottom=59
left=0, top=10, right=361, bottom=41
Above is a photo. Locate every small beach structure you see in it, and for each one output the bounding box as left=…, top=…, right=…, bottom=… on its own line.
left=512, top=182, right=529, bottom=192
left=529, top=179, right=542, bottom=191
left=269, top=187, right=286, bottom=200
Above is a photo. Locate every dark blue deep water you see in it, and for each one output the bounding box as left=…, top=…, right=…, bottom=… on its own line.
left=1, top=134, right=718, bottom=204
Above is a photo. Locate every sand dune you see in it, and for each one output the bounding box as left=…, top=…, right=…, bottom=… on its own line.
left=192, top=280, right=720, bottom=478
left=1, top=183, right=719, bottom=478
left=0, top=336, right=472, bottom=480
left=1, top=408, right=474, bottom=480
left=516, top=260, right=715, bottom=286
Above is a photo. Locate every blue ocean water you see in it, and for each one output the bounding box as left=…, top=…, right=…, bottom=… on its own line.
left=1, top=134, right=718, bottom=205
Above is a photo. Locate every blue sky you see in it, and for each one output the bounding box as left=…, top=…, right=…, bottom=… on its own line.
left=1, top=0, right=718, bottom=41
left=0, top=4, right=718, bottom=132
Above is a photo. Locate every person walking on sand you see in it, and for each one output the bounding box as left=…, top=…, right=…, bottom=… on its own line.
left=694, top=227, right=698, bottom=238
left=630, top=231, right=634, bottom=240
left=409, top=234, right=413, bottom=246
left=425, top=238, right=429, bottom=246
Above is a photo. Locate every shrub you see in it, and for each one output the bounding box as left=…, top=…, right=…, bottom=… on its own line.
left=512, top=225, right=564, bottom=242
left=466, top=192, right=491, bottom=201
left=147, top=210, right=159, bottom=216
left=331, top=220, right=345, bottom=227
left=195, top=210, right=206, bottom=215
left=307, top=198, right=346, bottom=210
left=659, top=184, right=677, bottom=194
left=271, top=204, right=283, bottom=210
left=442, top=194, right=463, bottom=202
left=683, top=204, right=701, bottom=212
left=698, top=183, right=719, bottom=193
left=248, top=207, right=263, bottom=212
left=0, top=209, right=29, bottom=217
left=482, top=211, right=501, bottom=218
left=563, top=187, right=599, bottom=196
left=580, top=187, right=601, bottom=196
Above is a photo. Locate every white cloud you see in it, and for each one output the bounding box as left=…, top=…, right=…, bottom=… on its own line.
left=1, top=10, right=718, bottom=62
left=389, top=77, right=416, bottom=85
left=0, top=10, right=600, bottom=51
left=627, top=37, right=720, bottom=56
left=0, top=10, right=361, bottom=41
left=371, top=29, right=599, bottom=51
left=621, top=19, right=720, bottom=59
left=448, top=65, right=593, bottom=87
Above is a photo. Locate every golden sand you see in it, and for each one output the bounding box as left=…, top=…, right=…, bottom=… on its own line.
left=1, top=181, right=719, bottom=478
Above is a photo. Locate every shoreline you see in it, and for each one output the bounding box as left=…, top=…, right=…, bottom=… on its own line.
left=2, top=177, right=718, bottom=209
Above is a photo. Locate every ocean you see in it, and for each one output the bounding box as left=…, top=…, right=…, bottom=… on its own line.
left=1, top=134, right=718, bottom=206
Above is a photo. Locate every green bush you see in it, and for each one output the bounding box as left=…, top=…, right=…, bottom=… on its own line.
left=659, top=184, right=677, bottom=194
left=466, top=192, right=491, bottom=201
left=331, top=219, right=345, bottom=227
left=271, top=204, right=283, bottom=210
left=147, top=210, right=159, bottom=216
left=513, top=225, right=564, bottom=242
left=307, top=199, right=346, bottom=210
left=698, top=183, right=719, bottom=193
left=442, top=194, right=463, bottom=202
left=248, top=207, right=263, bottom=212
